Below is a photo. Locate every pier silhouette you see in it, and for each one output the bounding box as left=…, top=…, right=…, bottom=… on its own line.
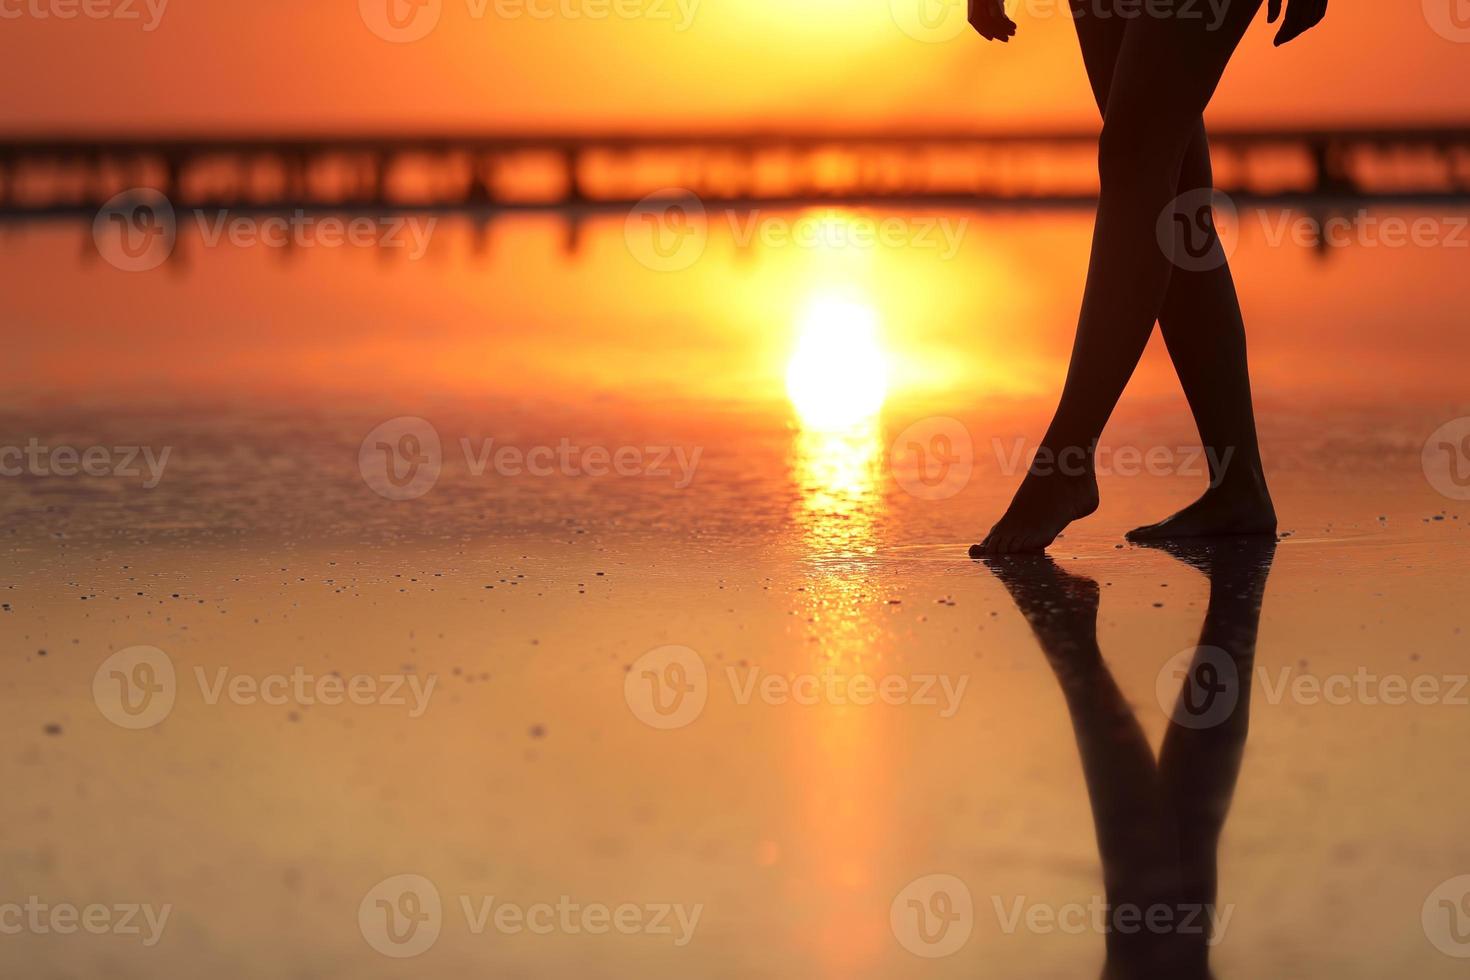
left=4, top=124, right=1470, bottom=217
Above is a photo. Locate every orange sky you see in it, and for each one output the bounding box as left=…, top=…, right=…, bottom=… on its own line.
left=1, top=0, right=1467, bottom=132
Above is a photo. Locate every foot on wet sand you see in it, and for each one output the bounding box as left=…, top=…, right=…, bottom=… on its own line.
left=1126, top=478, right=1276, bottom=542
left=970, top=469, right=1099, bottom=556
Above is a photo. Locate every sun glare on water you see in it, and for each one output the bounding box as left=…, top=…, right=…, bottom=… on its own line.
left=785, top=295, right=890, bottom=430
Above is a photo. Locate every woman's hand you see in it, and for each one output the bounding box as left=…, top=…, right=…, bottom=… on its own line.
left=1268, top=0, right=1327, bottom=45
left=969, top=0, right=1017, bottom=42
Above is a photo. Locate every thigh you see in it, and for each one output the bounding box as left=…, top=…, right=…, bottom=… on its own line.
left=1104, top=0, right=1264, bottom=133
left=1073, top=3, right=1219, bottom=190
left=1070, top=0, right=1128, bottom=116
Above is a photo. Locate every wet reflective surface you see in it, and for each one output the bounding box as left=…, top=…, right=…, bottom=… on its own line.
left=3, top=211, right=1470, bottom=977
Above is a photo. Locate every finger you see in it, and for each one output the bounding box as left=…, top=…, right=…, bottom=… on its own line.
left=1274, top=2, right=1302, bottom=42
left=987, top=0, right=1016, bottom=36
left=1274, top=1, right=1321, bottom=44
left=1267, top=0, right=1281, bottom=23
left=971, top=0, right=1005, bottom=37
left=994, top=0, right=1017, bottom=28
left=967, top=0, right=989, bottom=37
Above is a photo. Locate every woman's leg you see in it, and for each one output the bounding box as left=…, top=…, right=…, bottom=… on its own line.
left=1067, top=2, right=1277, bottom=541
left=1132, top=137, right=1277, bottom=540
left=976, top=0, right=1267, bottom=555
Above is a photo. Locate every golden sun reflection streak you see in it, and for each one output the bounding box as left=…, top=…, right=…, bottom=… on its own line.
left=788, top=419, right=893, bottom=978
left=791, top=421, right=884, bottom=561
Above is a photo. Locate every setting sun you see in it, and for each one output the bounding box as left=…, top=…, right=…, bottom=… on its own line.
left=785, top=294, right=890, bottom=430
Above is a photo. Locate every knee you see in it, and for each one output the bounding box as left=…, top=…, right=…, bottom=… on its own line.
left=1176, top=127, right=1214, bottom=194
left=1096, top=114, right=1194, bottom=194
left=1176, top=148, right=1213, bottom=195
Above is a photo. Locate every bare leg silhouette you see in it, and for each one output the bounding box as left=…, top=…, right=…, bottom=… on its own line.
left=974, top=0, right=1275, bottom=555
left=982, top=538, right=1275, bottom=978
left=1067, top=7, right=1277, bottom=541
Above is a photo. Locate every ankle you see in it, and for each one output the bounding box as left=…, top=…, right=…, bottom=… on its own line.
left=1208, top=458, right=1270, bottom=499
left=1031, top=440, right=1096, bottom=481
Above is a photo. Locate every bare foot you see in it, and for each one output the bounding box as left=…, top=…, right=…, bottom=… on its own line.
left=971, top=468, right=1099, bottom=556
left=1126, top=477, right=1275, bottom=542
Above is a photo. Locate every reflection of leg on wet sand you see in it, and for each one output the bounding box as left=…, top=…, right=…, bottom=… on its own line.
left=1155, top=539, right=1273, bottom=960
left=982, top=539, right=1275, bottom=980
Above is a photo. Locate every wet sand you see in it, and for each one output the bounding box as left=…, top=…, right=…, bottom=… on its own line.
left=3, top=390, right=1468, bottom=979
left=4, top=211, right=1470, bottom=977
